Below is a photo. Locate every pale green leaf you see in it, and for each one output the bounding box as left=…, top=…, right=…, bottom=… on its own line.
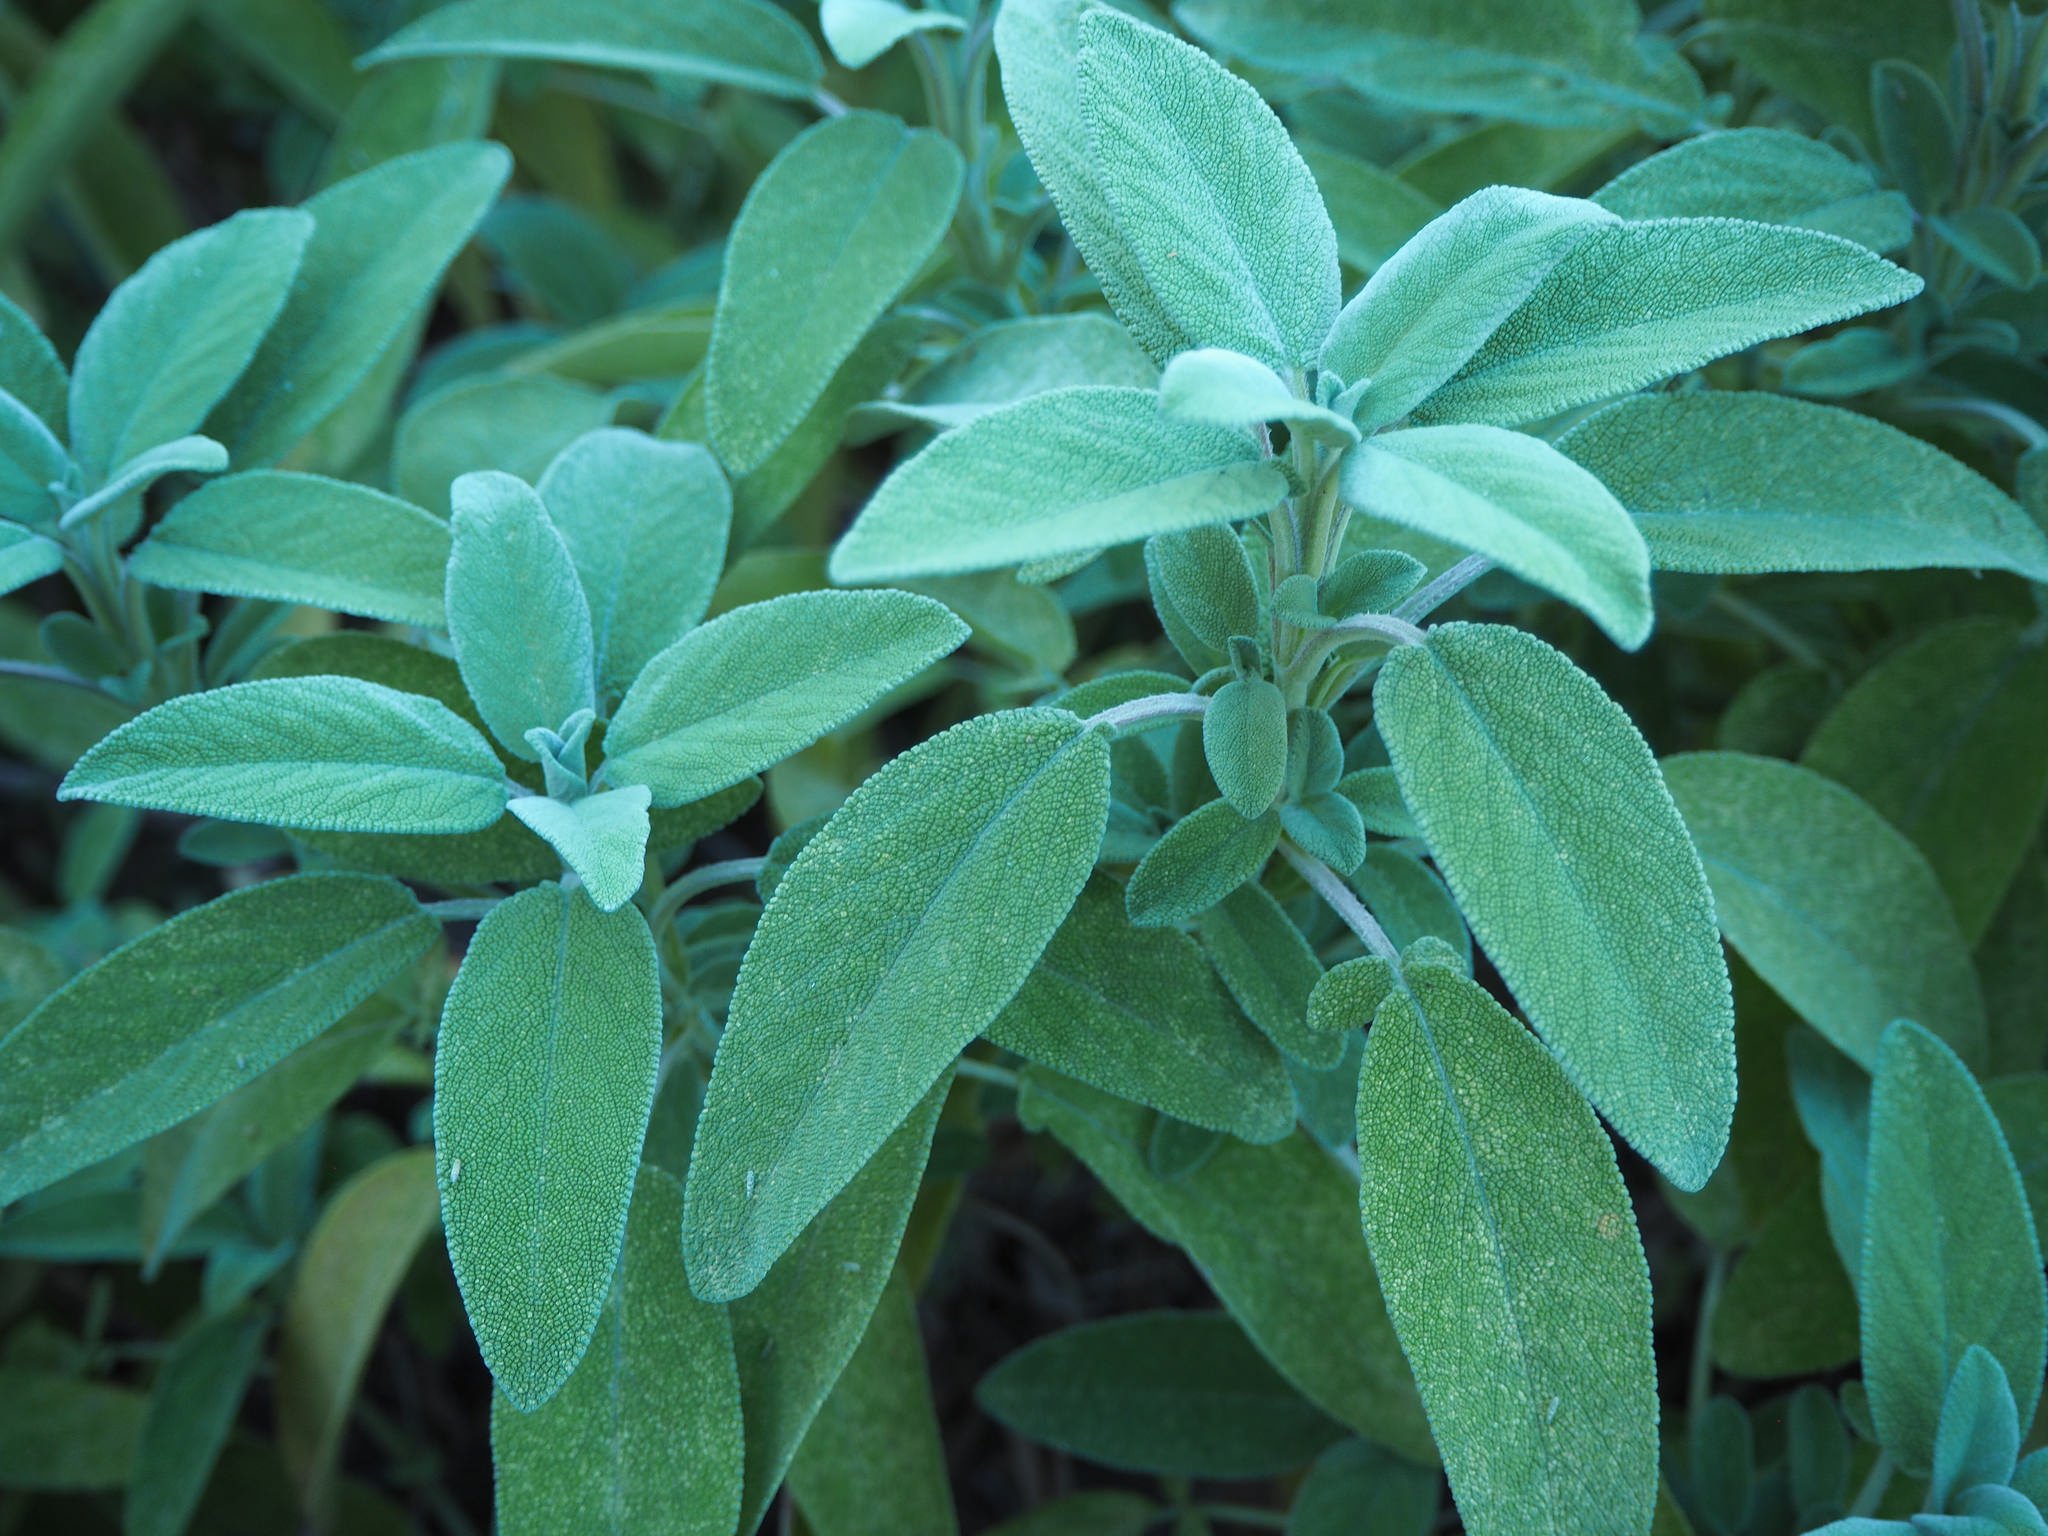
left=1376, top=624, right=1734, bottom=1189
left=1413, top=218, right=1920, bottom=427
left=124, top=1311, right=266, bottom=1536
left=1341, top=425, right=1652, bottom=646
left=1159, top=347, right=1358, bottom=444
left=508, top=787, right=652, bottom=913
left=1557, top=393, right=2048, bottom=582
left=684, top=708, right=1109, bottom=1301
left=987, top=877, right=1294, bottom=1142
left=1934, top=207, right=2041, bottom=290
left=604, top=589, right=965, bottom=807
left=1358, top=964, right=1657, bottom=1536
left=1197, top=883, right=1341, bottom=1068
left=0, top=523, right=63, bottom=598
left=0, top=292, right=67, bottom=435
left=0, top=387, right=71, bottom=525
left=708, top=112, right=963, bottom=474
left=491, top=1166, right=743, bottom=1536
left=1927, top=1346, right=2020, bottom=1514
left=395, top=371, right=615, bottom=518
left=58, top=435, right=229, bottom=534
left=1145, top=525, right=1260, bottom=667
left=130, top=470, right=451, bottom=627
left=59, top=676, right=509, bottom=833
left=69, top=208, right=311, bottom=483
left=435, top=883, right=662, bottom=1410
left=1660, top=752, right=1988, bottom=1069
left=1125, top=799, right=1281, bottom=927
left=830, top=387, right=1286, bottom=582
left=852, top=313, right=1157, bottom=435
left=1297, top=141, right=1444, bottom=275
left=1077, top=9, right=1338, bottom=369
left=821, top=0, right=964, bottom=70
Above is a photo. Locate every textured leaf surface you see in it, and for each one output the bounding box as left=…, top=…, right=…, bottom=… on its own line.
left=977, top=1311, right=1345, bottom=1477
left=0, top=294, right=67, bottom=435
left=1125, top=799, right=1280, bottom=928
left=685, top=709, right=1109, bottom=1301
left=492, top=1167, right=743, bottom=1536
left=1413, top=218, right=1920, bottom=427
left=1198, top=883, right=1339, bottom=1068
left=1358, top=965, right=1657, bottom=1536
left=854, top=312, right=1156, bottom=433
left=435, top=884, right=662, bottom=1410
left=831, top=387, right=1286, bottom=582
left=0, top=524, right=62, bottom=597
left=60, top=677, right=509, bottom=833
left=1376, top=624, right=1733, bottom=1189
left=1158, top=348, right=1358, bottom=443
left=1661, top=752, right=1987, bottom=1069
left=1558, top=393, right=2048, bottom=582
left=1202, top=676, right=1288, bottom=816
left=709, top=112, right=962, bottom=473
left=604, top=590, right=966, bottom=807
left=1343, top=426, right=1651, bottom=646
left=130, top=470, right=451, bottom=626
left=508, top=787, right=652, bottom=913
left=0, top=874, right=434, bottom=1204
left=821, top=0, right=964, bottom=70
left=1019, top=1069, right=1432, bottom=1461
left=1862, top=1021, right=2045, bottom=1475
left=988, top=877, right=1293, bottom=1141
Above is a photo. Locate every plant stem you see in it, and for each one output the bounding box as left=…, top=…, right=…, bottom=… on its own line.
left=1279, top=842, right=1398, bottom=961
left=1281, top=612, right=1427, bottom=700
left=1084, top=691, right=1209, bottom=736
left=423, top=898, right=500, bottom=923
left=1848, top=1449, right=1896, bottom=1518
left=1394, top=553, right=1493, bottom=622
left=1711, top=590, right=1830, bottom=673
left=954, top=1056, right=1020, bottom=1090
left=648, top=856, right=768, bottom=938
left=1686, top=1249, right=1727, bottom=1426
left=0, top=657, right=98, bottom=691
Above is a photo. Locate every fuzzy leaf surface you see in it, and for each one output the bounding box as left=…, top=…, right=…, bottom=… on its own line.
left=508, top=787, right=652, bottom=914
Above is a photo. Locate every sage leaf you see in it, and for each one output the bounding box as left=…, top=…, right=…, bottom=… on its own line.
left=854, top=313, right=1157, bottom=434
left=362, top=0, right=823, bottom=99
left=1018, top=1068, right=1432, bottom=1462
left=59, top=677, right=510, bottom=834
left=1412, top=218, right=1920, bottom=428
left=0, top=873, right=434, bottom=1206
left=1376, top=624, right=1734, bottom=1190
left=0, top=524, right=63, bottom=598
left=1076, top=9, right=1337, bottom=369
left=1350, top=845, right=1473, bottom=972
left=708, top=112, right=963, bottom=474
left=446, top=469, right=595, bottom=760
left=1197, top=883, right=1341, bottom=1068
left=1145, top=525, right=1260, bottom=664
left=69, top=208, right=311, bottom=483
left=0, top=293, right=67, bottom=435
left=978, top=1310, right=1345, bottom=1477
left=507, top=787, right=652, bottom=914
left=435, top=883, right=662, bottom=1411
left=1927, top=1346, right=2020, bottom=1514
left=1158, top=347, right=1358, bottom=445
left=1862, top=1020, right=2045, bottom=1475
left=538, top=429, right=731, bottom=699
left=1202, top=676, right=1287, bottom=817
left=60, top=435, right=230, bottom=535
left=0, top=389, right=70, bottom=525
left=1710, top=1177, right=1858, bottom=1379
left=821, top=0, right=964, bottom=71
left=1341, top=425, right=1652, bottom=647
left=684, top=708, right=1109, bottom=1302
left=830, top=386, right=1287, bottom=583
left=0, top=1372, right=146, bottom=1490
left=1358, top=964, right=1658, bottom=1536
left=1661, top=752, right=1988, bottom=1069
left=124, top=1311, right=265, bottom=1536
left=604, top=589, right=966, bottom=808
left=1557, top=393, right=2048, bottom=582
left=1287, top=1440, right=1440, bottom=1536
left=491, top=1166, right=744, bottom=1536
left=1125, top=799, right=1281, bottom=928
left=987, top=877, right=1294, bottom=1143
left=130, top=470, right=451, bottom=627
left=396, top=372, right=613, bottom=517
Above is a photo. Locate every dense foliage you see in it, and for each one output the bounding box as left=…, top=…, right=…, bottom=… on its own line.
left=0, top=1, right=2045, bottom=1533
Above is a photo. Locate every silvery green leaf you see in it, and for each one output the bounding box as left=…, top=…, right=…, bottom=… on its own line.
left=0, top=387, right=70, bottom=524
left=395, top=371, right=615, bottom=518
left=0, top=523, right=63, bottom=599
left=0, top=292, right=67, bottom=435
left=58, top=435, right=229, bottom=534
left=852, top=314, right=1157, bottom=435
left=1158, top=348, right=1358, bottom=444
left=1198, top=883, right=1341, bottom=1068
left=821, top=0, right=964, bottom=70
left=1125, top=799, right=1281, bottom=928
left=508, top=787, right=652, bottom=913
left=1298, top=141, right=1444, bottom=275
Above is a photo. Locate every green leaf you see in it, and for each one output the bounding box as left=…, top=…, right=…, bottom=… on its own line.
left=833, top=386, right=1286, bottom=583
left=1018, top=1068, right=1433, bottom=1462
left=1158, top=347, right=1358, bottom=445
left=491, top=1166, right=744, bottom=1536
left=708, top=112, right=962, bottom=475
left=1298, top=141, right=1444, bottom=275
left=1934, top=207, right=2042, bottom=290
left=1803, top=619, right=2048, bottom=942
left=538, top=428, right=730, bottom=699
left=0, top=1372, right=147, bottom=1490
left=1928, top=1347, right=2020, bottom=1514
left=1125, top=799, right=1281, bottom=928
left=395, top=372, right=614, bottom=518
left=1987, top=1076, right=2048, bottom=1249
left=435, top=883, right=662, bottom=1410
left=59, top=434, right=230, bottom=534
left=0, top=292, right=67, bottom=435
left=1701, top=0, right=1955, bottom=147
left=0, top=522, right=63, bottom=598
left=211, top=142, right=513, bottom=466
left=821, top=0, right=964, bottom=70
left=1710, top=1177, right=1858, bottom=1379
left=977, top=1311, right=1345, bottom=1477
left=1286, top=1439, right=1440, bottom=1536
left=1862, top=1020, right=2045, bottom=1476
left=1872, top=59, right=1957, bottom=214
left=986, top=1494, right=1159, bottom=1536
left=1145, top=524, right=1261, bottom=665
left=508, top=787, right=652, bottom=913
left=0, top=873, right=436, bottom=1205
left=1202, top=676, right=1287, bottom=817
left=987, top=877, right=1294, bottom=1142
left=446, top=469, right=595, bottom=759
left=1198, top=883, right=1341, bottom=1068
left=68, top=208, right=311, bottom=483
left=276, top=1147, right=440, bottom=1518
left=1592, top=128, right=1912, bottom=252
left=1556, top=393, right=2048, bottom=582
left=124, top=1311, right=265, bottom=1536
left=1076, top=9, right=1337, bottom=370
left=362, top=0, right=823, bottom=99
left=1376, top=624, right=1734, bottom=1189
left=684, top=708, right=1109, bottom=1301
left=1411, top=218, right=1920, bottom=428
left=787, top=1272, right=957, bottom=1536
left=1341, top=425, right=1652, bottom=646
left=1660, top=752, right=1988, bottom=1070
left=0, top=388, right=71, bottom=525
left=1358, top=964, right=1657, bottom=1536
left=603, top=589, right=967, bottom=807
left=732, top=1075, right=949, bottom=1534
left=852, top=313, right=1157, bottom=435
left=994, top=0, right=1189, bottom=362
left=1334, top=766, right=1418, bottom=838
left=60, top=676, right=509, bottom=833
left=1321, top=186, right=1613, bottom=431
left=129, top=470, right=451, bottom=627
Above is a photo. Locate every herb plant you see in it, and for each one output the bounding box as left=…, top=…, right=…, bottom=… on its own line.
left=0, top=1, right=2044, bottom=1534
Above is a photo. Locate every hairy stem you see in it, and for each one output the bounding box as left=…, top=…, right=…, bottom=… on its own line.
left=1280, top=842, right=1398, bottom=961
left=1084, top=690, right=1209, bottom=736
